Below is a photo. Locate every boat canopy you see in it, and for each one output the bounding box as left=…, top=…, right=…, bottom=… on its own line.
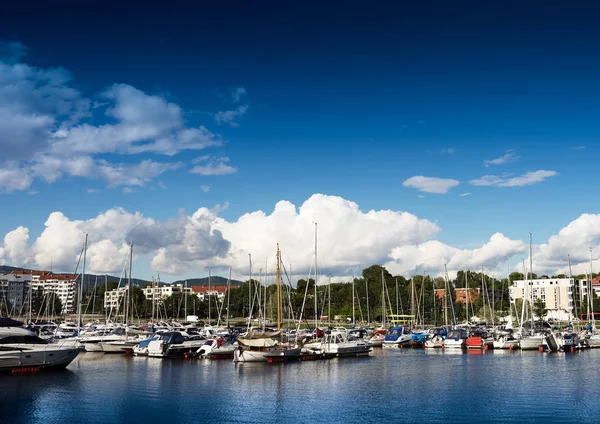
left=238, top=338, right=277, bottom=348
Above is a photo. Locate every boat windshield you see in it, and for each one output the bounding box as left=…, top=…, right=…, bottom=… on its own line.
left=0, top=335, right=48, bottom=344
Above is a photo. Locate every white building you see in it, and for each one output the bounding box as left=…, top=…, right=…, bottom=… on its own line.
left=0, top=273, right=32, bottom=314
left=142, top=283, right=192, bottom=302
left=30, top=273, right=78, bottom=315
left=104, top=286, right=129, bottom=311
left=509, top=278, right=585, bottom=321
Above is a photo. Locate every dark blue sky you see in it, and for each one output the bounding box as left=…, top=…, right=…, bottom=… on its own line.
left=1, top=1, right=599, bottom=279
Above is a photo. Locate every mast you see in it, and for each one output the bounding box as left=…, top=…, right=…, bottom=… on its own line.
left=411, top=276, right=415, bottom=327
left=328, top=274, right=331, bottom=329
left=125, top=241, right=132, bottom=327
left=366, top=278, right=370, bottom=324
left=314, top=222, right=318, bottom=331
left=381, top=270, right=385, bottom=329
left=77, top=233, right=88, bottom=334
left=591, top=247, right=595, bottom=330
left=184, top=280, right=187, bottom=320
left=529, top=233, right=534, bottom=332
left=519, top=259, right=527, bottom=336
left=464, top=268, right=469, bottom=325
left=151, top=276, right=155, bottom=325
left=396, top=278, right=399, bottom=318
left=208, top=268, right=212, bottom=325
left=352, top=272, right=355, bottom=326
left=226, top=267, right=232, bottom=329
left=276, top=244, right=281, bottom=331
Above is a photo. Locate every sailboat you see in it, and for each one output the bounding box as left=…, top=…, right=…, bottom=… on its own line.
left=99, top=242, right=146, bottom=353
left=234, top=245, right=301, bottom=363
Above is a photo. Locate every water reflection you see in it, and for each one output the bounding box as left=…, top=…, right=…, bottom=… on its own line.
left=4, top=349, right=600, bottom=423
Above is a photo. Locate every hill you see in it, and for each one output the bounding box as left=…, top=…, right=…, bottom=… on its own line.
left=172, top=276, right=243, bottom=287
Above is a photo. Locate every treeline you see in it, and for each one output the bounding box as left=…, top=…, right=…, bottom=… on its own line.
left=79, top=266, right=599, bottom=324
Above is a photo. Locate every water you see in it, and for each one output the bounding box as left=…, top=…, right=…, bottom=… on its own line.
left=2, top=349, right=600, bottom=423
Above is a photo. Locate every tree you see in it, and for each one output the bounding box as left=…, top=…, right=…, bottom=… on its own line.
left=532, top=299, right=547, bottom=321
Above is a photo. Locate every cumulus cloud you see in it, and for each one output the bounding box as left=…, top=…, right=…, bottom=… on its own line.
left=469, top=170, right=558, bottom=187
left=403, top=176, right=460, bottom=194
left=1, top=193, right=598, bottom=281
left=191, top=156, right=237, bottom=176
left=0, top=43, right=233, bottom=193
left=484, top=150, right=520, bottom=167
left=385, top=233, right=526, bottom=277
left=532, top=214, right=600, bottom=276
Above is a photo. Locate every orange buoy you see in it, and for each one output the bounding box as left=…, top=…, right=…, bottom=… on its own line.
left=538, top=346, right=544, bottom=352
left=570, top=346, right=575, bottom=353
left=509, top=345, right=513, bottom=351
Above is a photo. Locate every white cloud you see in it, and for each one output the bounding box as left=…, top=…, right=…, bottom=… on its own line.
left=0, top=45, right=233, bottom=193
left=2, top=193, right=599, bottom=281
left=215, top=104, right=248, bottom=127
left=469, top=170, right=558, bottom=187
left=191, top=156, right=237, bottom=176
left=484, top=150, right=520, bottom=167
left=0, top=165, right=34, bottom=193
left=440, top=148, right=455, bottom=154
left=532, top=214, right=600, bottom=276
left=201, top=185, right=210, bottom=193
left=572, top=146, right=586, bottom=150
left=403, top=176, right=460, bottom=194
left=459, top=192, right=472, bottom=197
left=385, top=233, right=527, bottom=277
left=51, top=84, right=222, bottom=156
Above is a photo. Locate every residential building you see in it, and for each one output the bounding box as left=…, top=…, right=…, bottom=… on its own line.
left=509, top=278, right=582, bottom=320
left=142, top=283, right=192, bottom=302
left=30, top=273, right=78, bottom=314
left=191, top=285, right=231, bottom=302
left=104, top=286, right=129, bottom=311
left=0, top=273, right=32, bottom=314
left=434, top=287, right=480, bottom=304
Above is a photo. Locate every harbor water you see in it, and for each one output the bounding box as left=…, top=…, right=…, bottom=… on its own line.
left=2, top=348, right=600, bottom=423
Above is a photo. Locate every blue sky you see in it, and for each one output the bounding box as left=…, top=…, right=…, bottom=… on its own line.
left=0, top=1, right=599, bottom=281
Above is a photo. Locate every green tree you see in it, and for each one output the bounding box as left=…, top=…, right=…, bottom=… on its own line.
left=532, top=299, right=547, bottom=321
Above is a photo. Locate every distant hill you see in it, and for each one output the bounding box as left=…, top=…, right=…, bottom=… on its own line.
left=0, top=266, right=239, bottom=289
left=0, top=265, right=26, bottom=273
left=172, top=276, right=243, bottom=287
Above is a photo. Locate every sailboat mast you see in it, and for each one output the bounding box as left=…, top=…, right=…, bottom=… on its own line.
left=328, top=274, right=331, bottom=328
left=352, top=272, right=355, bottom=326
left=314, top=222, right=318, bottom=331
left=276, top=244, right=281, bottom=331
left=529, top=233, right=534, bottom=332
left=381, top=270, right=385, bottom=329
left=77, top=233, right=88, bottom=334
left=208, top=268, right=212, bottom=325
left=125, top=241, right=132, bottom=327
left=226, top=267, right=232, bottom=329
left=591, top=247, right=595, bottom=329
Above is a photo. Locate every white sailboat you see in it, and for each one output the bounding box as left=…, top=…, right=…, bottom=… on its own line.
left=234, top=244, right=301, bottom=362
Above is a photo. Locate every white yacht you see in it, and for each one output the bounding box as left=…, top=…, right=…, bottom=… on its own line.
left=303, top=331, right=371, bottom=358
left=0, top=318, right=81, bottom=372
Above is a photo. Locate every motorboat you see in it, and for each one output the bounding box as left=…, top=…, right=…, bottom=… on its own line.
left=304, top=331, right=371, bottom=358
left=382, top=325, right=413, bottom=348
left=443, top=328, right=468, bottom=349
left=0, top=318, right=81, bottom=372
left=147, top=332, right=206, bottom=358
